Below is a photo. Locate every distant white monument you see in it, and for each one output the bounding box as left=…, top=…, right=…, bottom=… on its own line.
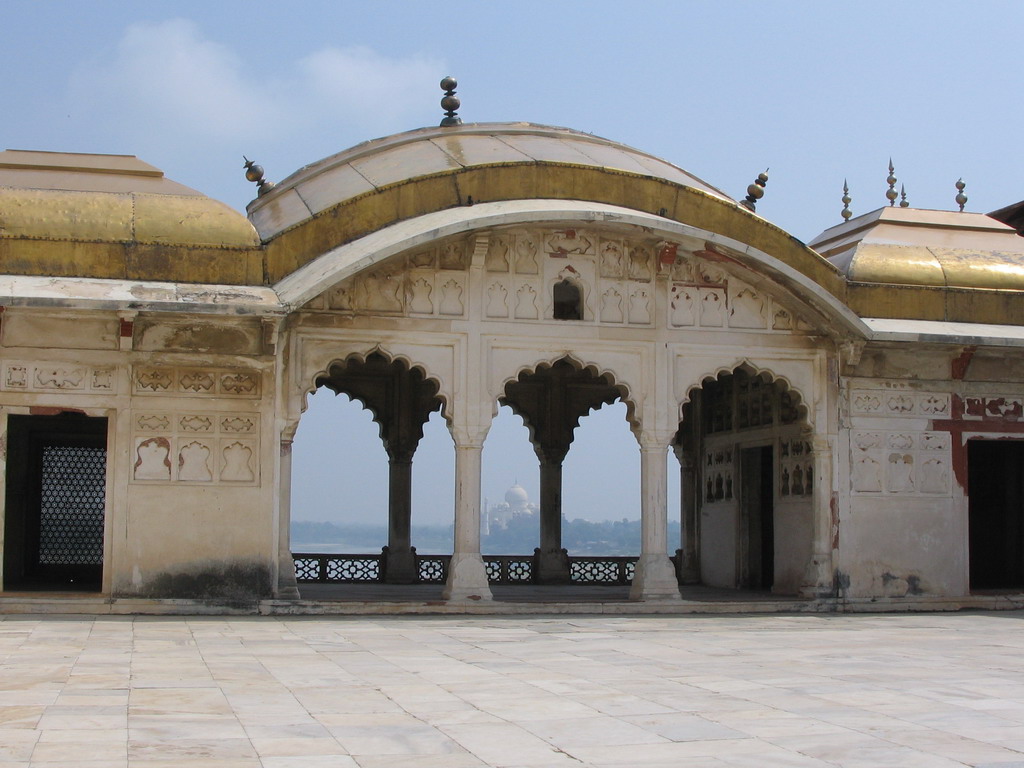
left=482, top=482, right=538, bottom=534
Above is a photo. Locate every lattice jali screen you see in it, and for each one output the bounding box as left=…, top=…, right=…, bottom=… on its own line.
left=38, top=445, right=106, bottom=565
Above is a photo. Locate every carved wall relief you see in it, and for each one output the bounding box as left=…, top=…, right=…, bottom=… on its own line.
left=1, top=362, right=118, bottom=393
left=773, top=309, right=793, bottom=331
left=627, top=245, right=652, bottom=281
left=515, top=284, right=539, bottom=320
left=514, top=235, right=539, bottom=274
left=131, top=411, right=260, bottom=485
left=850, top=430, right=950, bottom=496
left=409, top=277, right=434, bottom=315
left=849, top=390, right=950, bottom=417
left=779, top=438, right=813, bottom=498
left=669, top=285, right=696, bottom=327
left=439, top=278, right=465, bottom=316
left=730, top=288, right=767, bottom=329
left=134, top=437, right=172, bottom=481
left=704, top=448, right=734, bottom=503
left=600, top=286, right=624, bottom=324
left=699, top=288, right=726, bottom=327
left=486, top=236, right=511, bottom=272
left=439, top=241, right=469, bottom=270
left=486, top=282, right=510, bottom=318
left=547, top=230, right=593, bottom=256
left=600, top=241, right=625, bottom=278
left=628, top=287, right=651, bottom=325
left=178, top=441, right=213, bottom=482
left=133, top=367, right=261, bottom=398
left=963, top=395, right=1024, bottom=421
left=221, top=442, right=255, bottom=483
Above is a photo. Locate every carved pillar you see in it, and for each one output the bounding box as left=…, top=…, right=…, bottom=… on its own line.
left=501, top=359, right=619, bottom=585
left=384, top=457, right=416, bottom=584
left=317, top=353, right=442, bottom=586
left=276, top=436, right=300, bottom=599
left=677, top=451, right=700, bottom=584
left=801, top=434, right=835, bottom=597
left=443, top=438, right=492, bottom=601
left=630, top=435, right=682, bottom=601
left=536, top=459, right=570, bottom=583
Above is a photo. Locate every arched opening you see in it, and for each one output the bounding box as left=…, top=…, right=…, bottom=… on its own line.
left=291, top=351, right=446, bottom=585
left=675, top=366, right=811, bottom=595
left=498, top=357, right=631, bottom=583
left=553, top=279, right=583, bottom=320
left=561, top=401, right=642, bottom=556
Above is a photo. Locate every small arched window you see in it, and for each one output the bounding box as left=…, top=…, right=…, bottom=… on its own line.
left=553, top=279, right=583, bottom=320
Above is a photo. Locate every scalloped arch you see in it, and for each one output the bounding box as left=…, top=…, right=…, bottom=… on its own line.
left=679, top=357, right=810, bottom=427
left=495, top=351, right=641, bottom=435
left=302, top=345, right=451, bottom=426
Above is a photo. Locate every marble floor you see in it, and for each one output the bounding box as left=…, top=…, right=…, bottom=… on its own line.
left=1, top=612, right=1023, bottom=767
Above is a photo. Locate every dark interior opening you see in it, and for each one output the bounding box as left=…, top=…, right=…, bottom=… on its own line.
left=553, top=279, right=583, bottom=320
left=740, top=445, right=774, bottom=591
left=3, top=413, right=108, bottom=591
left=969, top=440, right=1024, bottom=590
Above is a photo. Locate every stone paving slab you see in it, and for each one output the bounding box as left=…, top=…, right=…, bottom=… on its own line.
left=1, top=612, right=1023, bottom=766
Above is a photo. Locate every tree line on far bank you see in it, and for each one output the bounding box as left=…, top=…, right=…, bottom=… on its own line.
left=292, top=516, right=682, bottom=556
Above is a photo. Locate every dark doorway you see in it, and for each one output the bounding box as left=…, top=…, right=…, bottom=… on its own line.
left=553, top=280, right=582, bottom=320
left=3, top=413, right=108, bottom=591
left=740, top=445, right=774, bottom=591
left=969, top=440, right=1024, bottom=590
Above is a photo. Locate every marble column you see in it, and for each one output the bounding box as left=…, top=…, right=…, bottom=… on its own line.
left=630, top=436, right=682, bottom=601
left=677, top=451, right=700, bottom=584
left=801, top=434, right=835, bottom=597
left=384, top=457, right=416, bottom=583
left=275, top=436, right=300, bottom=599
left=443, top=439, right=492, bottom=601
left=536, top=459, right=570, bottom=583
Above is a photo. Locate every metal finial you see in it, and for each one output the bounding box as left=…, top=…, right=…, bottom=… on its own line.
left=955, top=178, right=968, bottom=212
left=739, top=168, right=768, bottom=212
left=841, top=179, right=852, bottom=222
left=885, top=158, right=898, bottom=207
left=242, top=156, right=274, bottom=196
left=899, top=184, right=909, bottom=208
left=439, top=76, right=462, bottom=127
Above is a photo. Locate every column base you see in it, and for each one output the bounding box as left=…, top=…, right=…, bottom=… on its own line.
left=442, top=553, right=493, bottom=602
left=676, top=547, right=700, bottom=585
left=799, top=552, right=836, bottom=598
left=276, top=554, right=301, bottom=599
left=534, top=547, right=570, bottom=584
left=630, top=554, right=681, bottom=601
left=383, top=546, right=417, bottom=584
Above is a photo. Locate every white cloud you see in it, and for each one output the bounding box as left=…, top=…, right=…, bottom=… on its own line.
left=68, top=19, right=444, bottom=150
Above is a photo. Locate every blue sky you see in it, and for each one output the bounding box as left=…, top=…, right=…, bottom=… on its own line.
left=3, top=2, right=1020, bottom=525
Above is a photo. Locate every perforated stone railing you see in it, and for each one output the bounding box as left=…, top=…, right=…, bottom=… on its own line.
left=292, top=553, right=383, bottom=583
left=293, top=552, right=643, bottom=586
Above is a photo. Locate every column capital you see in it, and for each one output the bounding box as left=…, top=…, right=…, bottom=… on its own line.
left=637, top=430, right=674, bottom=451
left=451, top=424, right=488, bottom=448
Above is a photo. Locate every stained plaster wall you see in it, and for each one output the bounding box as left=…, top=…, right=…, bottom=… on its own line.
left=838, top=344, right=1024, bottom=599
left=0, top=308, right=280, bottom=600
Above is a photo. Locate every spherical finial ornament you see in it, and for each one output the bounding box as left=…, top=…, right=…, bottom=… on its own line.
left=899, top=184, right=909, bottom=208
left=242, top=156, right=274, bottom=196
left=885, top=158, right=898, bottom=206
left=841, top=179, right=853, bottom=222
left=955, top=178, right=968, bottom=212
left=439, top=76, right=462, bottom=127
left=739, top=168, right=768, bottom=212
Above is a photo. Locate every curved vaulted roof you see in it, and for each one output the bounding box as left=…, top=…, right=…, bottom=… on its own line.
left=2, top=125, right=1023, bottom=331
left=0, top=150, right=262, bottom=283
